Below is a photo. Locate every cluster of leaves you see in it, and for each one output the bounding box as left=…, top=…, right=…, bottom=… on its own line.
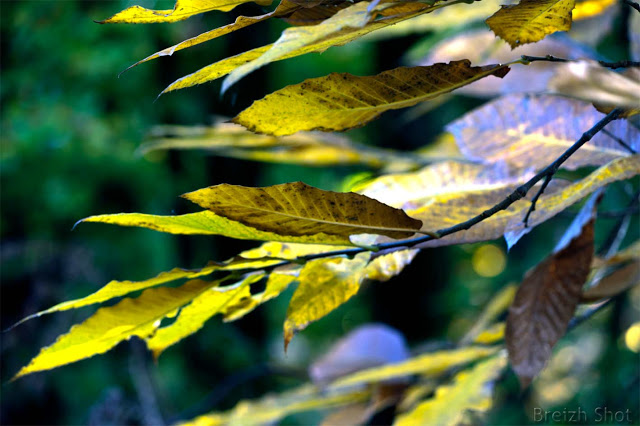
left=11, top=0, right=640, bottom=423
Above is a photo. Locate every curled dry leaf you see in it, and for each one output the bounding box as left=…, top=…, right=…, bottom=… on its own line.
left=486, top=0, right=576, bottom=48
left=581, top=260, right=640, bottom=303
left=182, top=181, right=426, bottom=240
left=506, top=194, right=597, bottom=388
left=548, top=61, right=640, bottom=111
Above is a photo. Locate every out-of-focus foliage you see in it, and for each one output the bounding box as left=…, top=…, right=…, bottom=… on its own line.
left=3, top=0, right=639, bottom=424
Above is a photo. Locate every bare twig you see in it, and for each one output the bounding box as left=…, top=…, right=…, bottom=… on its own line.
left=602, top=129, right=637, bottom=154
left=523, top=173, right=553, bottom=227
left=520, top=55, right=640, bottom=69
left=622, top=0, right=640, bottom=12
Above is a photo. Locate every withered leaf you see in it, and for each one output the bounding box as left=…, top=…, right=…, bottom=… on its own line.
left=506, top=204, right=596, bottom=387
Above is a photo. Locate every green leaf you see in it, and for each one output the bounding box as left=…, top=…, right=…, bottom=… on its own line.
left=485, top=0, right=576, bottom=48
left=99, top=0, right=272, bottom=24
left=395, top=353, right=507, bottom=425
left=233, top=61, right=510, bottom=136
left=14, top=279, right=216, bottom=379
left=182, top=181, right=427, bottom=240
left=284, top=253, right=371, bottom=349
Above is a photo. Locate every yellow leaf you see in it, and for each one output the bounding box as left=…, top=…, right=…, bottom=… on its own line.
left=160, top=2, right=440, bottom=94
left=182, top=181, right=426, bottom=240
left=233, top=61, right=510, bottom=135
left=395, top=353, right=507, bottom=425
left=486, top=0, right=576, bottom=48
left=99, top=0, right=272, bottom=24
left=80, top=210, right=356, bottom=246
left=284, top=253, right=370, bottom=349
left=330, top=346, right=500, bottom=389
left=460, top=285, right=517, bottom=345
left=365, top=0, right=505, bottom=40
left=124, top=1, right=298, bottom=71
left=221, top=1, right=384, bottom=92
left=359, top=160, right=533, bottom=210
left=473, top=322, right=506, bottom=345
left=240, top=241, right=352, bottom=260
left=11, top=257, right=284, bottom=329
left=447, top=94, right=639, bottom=171
left=222, top=271, right=298, bottom=322
left=364, top=249, right=419, bottom=282
left=139, top=122, right=414, bottom=168
left=411, top=155, right=640, bottom=248
left=14, top=279, right=215, bottom=379
left=179, top=385, right=369, bottom=426
left=572, top=0, right=616, bottom=20
left=146, top=274, right=264, bottom=357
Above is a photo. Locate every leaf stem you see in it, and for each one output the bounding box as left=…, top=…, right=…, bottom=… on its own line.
left=520, top=55, right=640, bottom=69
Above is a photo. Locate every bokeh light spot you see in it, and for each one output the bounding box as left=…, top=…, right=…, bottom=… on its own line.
left=471, top=244, right=506, bottom=277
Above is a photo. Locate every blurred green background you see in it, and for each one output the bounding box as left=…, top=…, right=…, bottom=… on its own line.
left=1, top=1, right=638, bottom=424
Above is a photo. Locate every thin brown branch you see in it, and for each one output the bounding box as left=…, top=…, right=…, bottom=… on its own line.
left=523, top=173, right=553, bottom=227
left=520, top=55, right=640, bottom=69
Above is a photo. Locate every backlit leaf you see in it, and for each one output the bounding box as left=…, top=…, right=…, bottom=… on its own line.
left=99, top=0, right=271, bottom=24
left=330, top=346, right=500, bottom=389
left=146, top=274, right=264, bottom=357
left=486, top=0, right=576, bottom=48
left=222, top=270, right=298, bottom=322
left=506, top=198, right=596, bottom=388
left=14, top=279, right=215, bottom=379
left=182, top=181, right=425, bottom=240
left=240, top=240, right=351, bottom=260
left=411, top=155, right=639, bottom=248
left=221, top=0, right=383, bottom=92
left=11, top=257, right=282, bottom=327
left=180, top=385, right=369, bottom=426
left=447, top=94, right=639, bottom=171
left=548, top=61, right=640, bottom=110
left=284, top=253, right=370, bottom=349
left=364, top=249, right=419, bottom=282
left=80, top=210, right=357, bottom=246
left=233, top=61, right=510, bottom=135
left=359, top=160, right=532, bottom=210
left=123, top=1, right=299, bottom=71
left=395, top=353, right=507, bottom=425
left=160, top=2, right=442, bottom=94
left=365, top=0, right=506, bottom=40
left=421, top=31, right=591, bottom=97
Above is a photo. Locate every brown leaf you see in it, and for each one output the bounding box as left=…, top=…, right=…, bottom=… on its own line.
left=506, top=206, right=596, bottom=388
